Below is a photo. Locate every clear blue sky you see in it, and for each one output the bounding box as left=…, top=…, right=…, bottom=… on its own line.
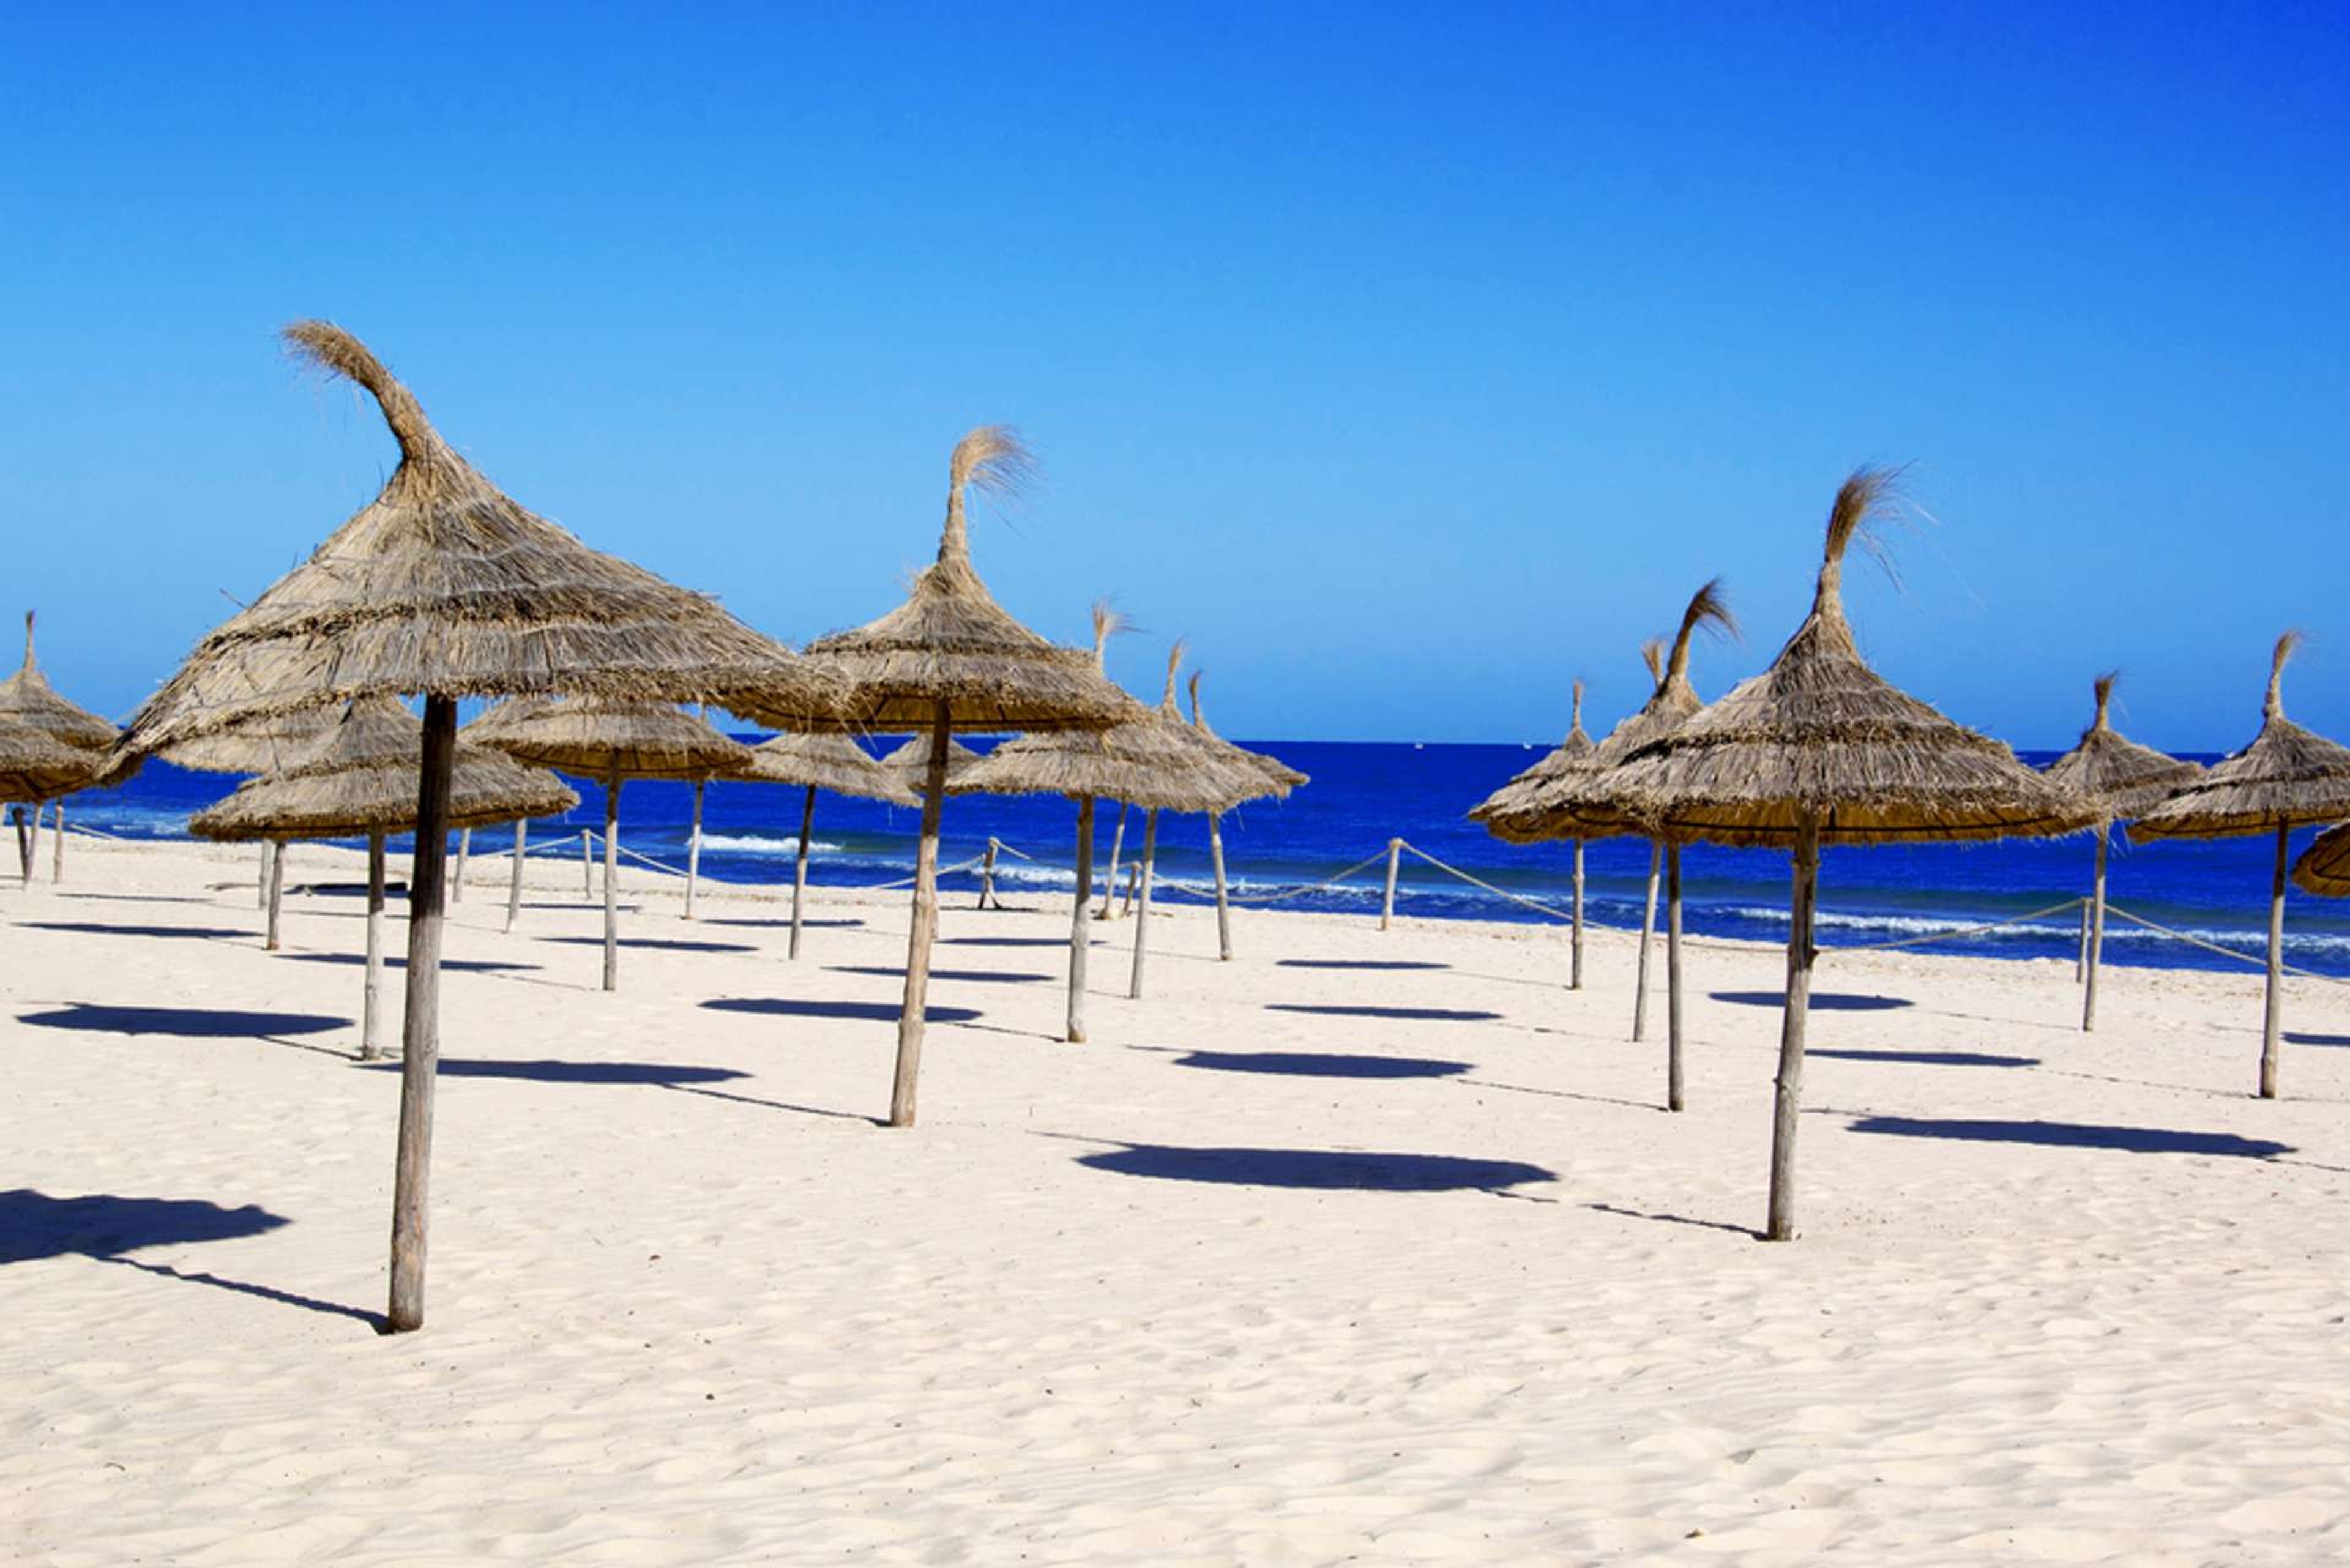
left=6, top=3, right=2344, bottom=749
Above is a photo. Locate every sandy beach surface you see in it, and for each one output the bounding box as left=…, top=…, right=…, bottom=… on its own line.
left=7, top=832, right=2350, bottom=1565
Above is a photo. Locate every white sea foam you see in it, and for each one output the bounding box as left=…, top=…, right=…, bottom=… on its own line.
left=695, top=834, right=843, bottom=857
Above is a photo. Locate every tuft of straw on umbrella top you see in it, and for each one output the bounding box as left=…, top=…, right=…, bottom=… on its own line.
left=798, top=428, right=1133, bottom=1125
left=2042, top=672, right=2203, bottom=1032
left=112, top=322, right=840, bottom=1334
left=1, top=612, right=118, bottom=752
left=2129, top=632, right=2350, bottom=1097
left=190, top=696, right=578, bottom=1060
left=1593, top=468, right=2089, bottom=1241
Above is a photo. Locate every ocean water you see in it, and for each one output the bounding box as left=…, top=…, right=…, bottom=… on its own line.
left=41, top=739, right=2350, bottom=980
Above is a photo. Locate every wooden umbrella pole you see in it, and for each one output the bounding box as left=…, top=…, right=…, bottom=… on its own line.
left=1570, top=839, right=1586, bottom=990
left=580, top=829, right=593, bottom=899
left=51, top=801, right=65, bottom=882
left=2260, top=821, right=2288, bottom=1100
left=452, top=829, right=470, bottom=903
left=1099, top=804, right=1127, bottom=920
left=387, top=693, right=457, bottom=1333
left=789, top=785, right=816, bottom=961
left=505, top=818, right=526, bottom=933
left=258, top=841, right=271, bottom=908
left=1128, top=808, right=1160, bottom=999
left=889, top=700, right=953, bottom=1128
left=1067, top=796, right=1095, bottom=1042
left=13, top=805, right=29, bottom=886
left=684, top=777, right=706, bottom=920
left=2081, top=825, right=2109, bottom=1032
left=1379, top=838, right=1401, bottom=930
left=1207, top=811, right=1233, bottom=961
left=1666, top=840, right=1685, bottom=1113
left=2075, top=902, right=2089, bottom=980
left=362, top=829, right=386, bottom=1061
left=602, top=766, right=622, bottom=993
left=26, top=801, right=43, bottom=883
left=1632, top=841, right=1662, bottom=1041
left=1764, top=810, right=1821, bottom=1242
left=1122, top=859, right=1139, bottom=916
left=266, top=840, right=286, bottom=951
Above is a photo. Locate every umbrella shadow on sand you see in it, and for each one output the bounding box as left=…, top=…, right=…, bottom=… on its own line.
left=701, top=997, right=983, bottom=1025
left=20, top=921, right=250, bottom=941
left=20, top=1002, right=351, bottom=1040
left=1, top=1189, right=375, bottom=1325
left=1137, top=1045, right=1472, bottom=1080
left=1711, top=990, right=1912, bottom=1012
left=1275, top=958, right=1452, bottom=972
left=1811, top=1048, right=2039, bottom=1068
left=1055, top=1137, right=1554, bottom=1193
left=1264, top=1003, right=1502, bottom=1023
left=356, top=1058, right=876, bottom=1124
left=1846, top=1116, right=2294, bottom=1160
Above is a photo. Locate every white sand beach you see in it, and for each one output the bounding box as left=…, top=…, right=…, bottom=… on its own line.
left=8, top=835, right=2350, bottom=1565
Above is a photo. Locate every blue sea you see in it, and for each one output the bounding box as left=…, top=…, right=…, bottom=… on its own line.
left=45, top=740, right=2350, bottom=980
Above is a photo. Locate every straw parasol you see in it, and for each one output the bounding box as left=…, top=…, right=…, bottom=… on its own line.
left=1469, top=679, right=1600, bottom=986
left=733, top=731, right=919, bottom=959
left=190, top=696, right=577, bottom=1058
left=1186, top=670, right=1307, bottom=961
left=1, top=613, right=121, bottom=881
left=157, top=704, right=346, bottom=918
left=2, top=717, right=92, bottom=859
left=467, top=695, right=751, bottom=989
left=2042, top=673, right=2203, bottom=1032
left=113, top=321, right=838, bottom=1334
left=2292, top=825, right=2350, bottom=898
left=1513, top=582, right=1738, bottom=1111
left=1591, top=468, right=2089, bottom=1239
left=2128, top=632, right=2350, bottom=1098
left=797, top=427, right=1131, bottom=1125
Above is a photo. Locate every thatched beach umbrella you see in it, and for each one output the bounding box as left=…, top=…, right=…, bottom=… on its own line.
left=1590, top=469, right=2088, bottom=1239
left=114, top=321, right=835, bottom=1332
left=798, top=427, right=1131, bottom=1124
left=153, top=704, right=342, bottom=919
left=467, top=695, right=751, bottom=989
left=1, top=613, right=118, bottom=881
left=190, top=696, right=577, bottom=1058
left=1186, top=670, right=1307, bottom=961
left=2292, top=825, right=2350, bottom=898
left=2042, top=673, right=2202, bottom=1031
left=2, top=717, right=93, bottom=845
left=1470, top=681, right=1600, bottom=987
left=734, top=730, right=920, bottom=958
left=2129, top=633, right=2350, bottom=1099
left=1504, top=582, right=1737, bottom=1111
left=879, top=730, right=982, bottom=786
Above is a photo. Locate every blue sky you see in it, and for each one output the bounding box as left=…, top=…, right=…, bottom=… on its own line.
left=5, top=3, right=2344, bottom=748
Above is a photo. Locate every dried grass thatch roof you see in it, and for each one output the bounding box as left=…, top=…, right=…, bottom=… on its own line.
left=0, top=613, right=116, bottom=752
left=116, top=323, right=839, bottom=761
left=188, top=696, right=578, bottom=842
left=151, top=703, right=342, bottom=776
left=800, top=428, right=1132, bottom=734
left=1, top=715, right=97, bottom=801
left=2041, top=673, right=2202, bottom=822
left=881, top=730, right=985, bottom=786
left=734, top=731, right=920, bottom=805
left=1469, top=679, right=1600, bottom=845
left=466, top=695, right=752, bottom=782
left=2292, top=824, right=2350, bottom=898
left=2130, top=633, right=2350, bottom=842
left=1583, top=469, right=2089, bottom=847
left=956, top=632, right=1270, bottom=813
left=1188, top=671, right=1307, bottom=796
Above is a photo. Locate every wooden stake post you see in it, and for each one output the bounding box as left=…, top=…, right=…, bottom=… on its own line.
left=1666, top=841, right=1685, bottom=1113
left=387, top=694, right=457, bottom=1332
left=1098, top=804, right=1127, bottom=920
left=1207, top=811, right=1233, bottom=961
left=977, top=838, right=999, bottom=909
left=890, top=701, right=953, bottom=1127
left=2261, top=821, right=2288, bottom=1100
left=505, top=818, right=526, bottom=933
left=580, top=830, right=594, bottom=899
left=265, top=842, right=286, bottom=951
left=684, top=777, right=705, bottom=920
left=1067, top=796, right=1094, bottom=1042
left=1570, top=839, right=1586, bottom=990
left=1632, top=841, right=1661, bottom=1041
left=1128, top=808, right=1160, bottom=999
left=452, top=829, right=470, bottom=903
left=50, top=801, right=65, bottom=882
left=2081, top=825, right=2108, bottom=1032
left=1765, top=811, right=1821, bottom=1242
left=789, top=785, right=816, bottom=960
left=362, top=830, right=387, bottom=1061
left=1379, top=837, right=1401, bottom=930
left=601, top=767, right=621, bottom=992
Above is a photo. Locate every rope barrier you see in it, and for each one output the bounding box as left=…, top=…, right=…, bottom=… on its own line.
left=1397, top=841, right=1578, bottom=923
left=2103, top=902, right=2350, bottom=986
left=1827, top=897, right=2087, bottom=955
